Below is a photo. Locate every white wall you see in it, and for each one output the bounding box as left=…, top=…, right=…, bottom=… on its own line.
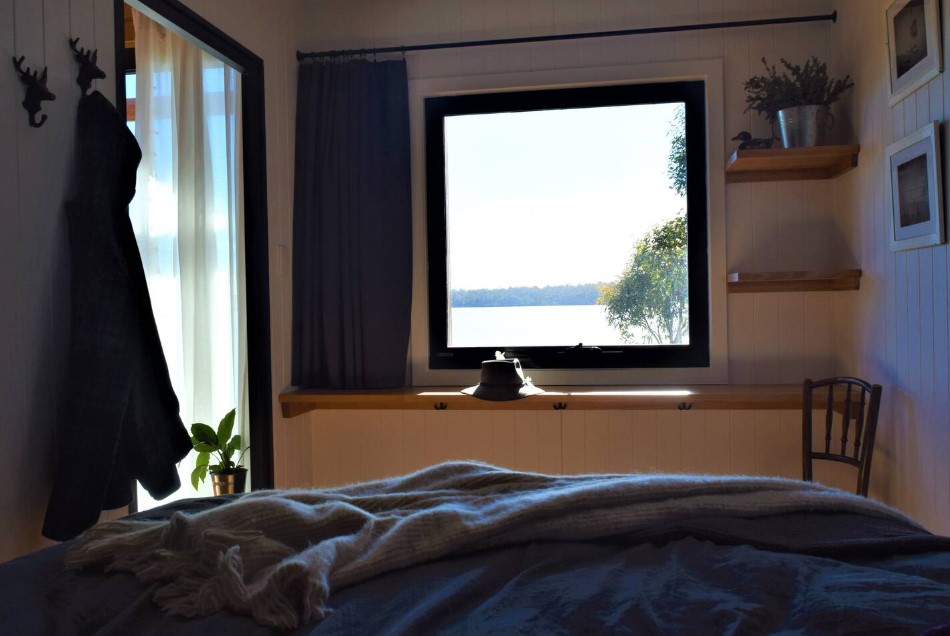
left=295, top=0, right=842, bottom=387
left=0, top=0, right=116, bottom=563
left=233, top=0, right=946, bottom=533
left=279, top=1, right=895, bottom=511
left=831, top=0, right=950, bottom=533
left=5, top=0, right=944, bottom=560
left=0, top=0, right=298, bottom=562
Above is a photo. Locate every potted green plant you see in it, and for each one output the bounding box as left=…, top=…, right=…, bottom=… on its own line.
left=743, top=56, right=854, bottom=148
left=190, top=408, right=248, bottom=495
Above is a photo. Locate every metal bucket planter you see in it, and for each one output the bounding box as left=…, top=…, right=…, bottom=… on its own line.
left=777, top=105, right=834, bottom=148
left=211, top=468, right=247, bottom=495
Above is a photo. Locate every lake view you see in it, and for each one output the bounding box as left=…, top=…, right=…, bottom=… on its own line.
left=449, top=304, right=627, bottom=348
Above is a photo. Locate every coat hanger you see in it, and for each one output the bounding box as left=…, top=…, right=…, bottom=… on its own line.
left=11, top=56, right=55, bottom=128
left=69, top=38, right=106, bottom=96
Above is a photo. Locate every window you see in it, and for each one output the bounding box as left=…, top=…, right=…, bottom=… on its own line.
left=124, top=7, right=248, bottom=510
left=424, top=80, right=709, bottom=371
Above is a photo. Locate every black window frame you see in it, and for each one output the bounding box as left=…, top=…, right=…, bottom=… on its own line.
left=425, top=80, right=709, bottom=370
left=115, top=0, right=273, bottom=492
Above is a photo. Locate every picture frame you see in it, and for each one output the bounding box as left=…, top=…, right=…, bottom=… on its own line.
left=886, top=122, right=944, bottom=251
left=886, top=0, right=943, bottom=106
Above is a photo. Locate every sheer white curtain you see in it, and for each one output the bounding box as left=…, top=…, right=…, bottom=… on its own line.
left=130, top=10, right=248, bottom=508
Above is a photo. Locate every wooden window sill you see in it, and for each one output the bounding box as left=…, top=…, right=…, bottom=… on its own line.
left=279, top=385, right=803, bottom=418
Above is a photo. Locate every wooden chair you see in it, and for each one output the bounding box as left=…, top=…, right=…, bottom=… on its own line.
left=802, top=377, right=882, bottom=497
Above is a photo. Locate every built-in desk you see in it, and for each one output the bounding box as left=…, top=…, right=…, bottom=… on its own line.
left=279, top=385, right=803, bottom=418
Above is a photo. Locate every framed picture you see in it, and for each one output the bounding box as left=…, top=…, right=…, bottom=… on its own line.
left=886, top=122, right=944, bottom=251
left=887, top=0, right=943, bottom=106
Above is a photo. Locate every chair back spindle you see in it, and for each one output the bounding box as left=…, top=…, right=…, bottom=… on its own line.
left=852, top=390, right=867, bottom=461
left=824, top=384, right=834, bottom=454
left=839, top=383, right=851, bottom=455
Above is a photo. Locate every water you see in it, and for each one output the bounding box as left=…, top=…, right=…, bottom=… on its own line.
left=449, top=305, right=628, bottom=348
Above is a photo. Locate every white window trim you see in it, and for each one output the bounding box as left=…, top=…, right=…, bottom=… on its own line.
left=408, top=59, right=727, bottom=386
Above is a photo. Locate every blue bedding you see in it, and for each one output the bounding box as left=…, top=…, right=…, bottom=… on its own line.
left=2, top=497, right=949, bottom=635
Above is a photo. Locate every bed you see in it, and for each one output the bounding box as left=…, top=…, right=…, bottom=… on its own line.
left=2, top=461, right=949, bottom=635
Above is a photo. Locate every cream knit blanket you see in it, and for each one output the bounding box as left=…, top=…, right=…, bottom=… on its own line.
left=65, top=461, right=918, bottom=629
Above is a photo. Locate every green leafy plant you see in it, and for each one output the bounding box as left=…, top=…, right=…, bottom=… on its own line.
left=598, top=214, right=688, bottom=345
left=667, top=104, right=687, bottom=197
left=744, top=56, right=854, bottom=126
left=598, top=108, right=691, bottom=345
left=190, top=408, right=248, bottom=490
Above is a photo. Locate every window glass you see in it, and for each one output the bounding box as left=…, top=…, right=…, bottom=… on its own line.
left=425, top=81, right=708, bottom=370
left=444, top=102, right=687, bottom=348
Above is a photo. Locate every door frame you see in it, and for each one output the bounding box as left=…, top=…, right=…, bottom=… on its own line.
left=114, top=0, right=274, bottom=491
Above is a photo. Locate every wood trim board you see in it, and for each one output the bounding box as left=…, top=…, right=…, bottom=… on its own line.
left=725, top=145, right=860, bottom=182
left=727, top=270, right=862, bottom=293
left=280, top=385, right=804, bottom=418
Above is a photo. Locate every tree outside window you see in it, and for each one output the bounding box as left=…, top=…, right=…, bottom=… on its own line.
left=599, top=105, right=689, bottom=345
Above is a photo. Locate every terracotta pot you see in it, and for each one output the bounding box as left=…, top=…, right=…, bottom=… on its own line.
left=211, top=468, right=247, bottom=495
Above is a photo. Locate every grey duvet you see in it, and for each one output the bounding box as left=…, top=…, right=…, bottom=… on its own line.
left=2, top=466, right=949, bottom=635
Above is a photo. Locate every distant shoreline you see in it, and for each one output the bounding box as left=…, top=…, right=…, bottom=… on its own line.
left=450, top=283, right=605, bottom=308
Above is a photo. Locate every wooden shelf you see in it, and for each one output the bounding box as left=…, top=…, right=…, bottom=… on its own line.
left=279, top=385, right=802, bottom=418
left=727, top=269, right=862, bottom=293
left=725, top=145, right=860, bottom=182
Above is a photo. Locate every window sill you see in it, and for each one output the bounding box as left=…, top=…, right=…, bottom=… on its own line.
left=279, top=385, right=801, bottom=418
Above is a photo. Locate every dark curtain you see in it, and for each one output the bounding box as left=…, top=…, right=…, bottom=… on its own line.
left=292, top=60, right=412, bottom=388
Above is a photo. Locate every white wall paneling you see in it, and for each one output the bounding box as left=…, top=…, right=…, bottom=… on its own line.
left=1, top=0, right=299, bottom=562
left=1, top=0, right=28, bottom=561
left=7, top=0, right=948, bottom=559
left=831, top=0, right=950, bottom=533
left=292, top=408, right=854, bottom=494
left=286, top=0, right=856, bottom=491
left=284, top=3, right=944, bottom=534
left=0, top=0, right=118, bottom=563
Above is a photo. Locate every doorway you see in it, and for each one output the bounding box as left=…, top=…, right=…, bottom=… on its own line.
left=114, top=0, right=272, bottom=505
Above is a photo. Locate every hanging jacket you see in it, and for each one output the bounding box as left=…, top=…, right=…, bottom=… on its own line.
left=42, top=91, right=192, bottom=542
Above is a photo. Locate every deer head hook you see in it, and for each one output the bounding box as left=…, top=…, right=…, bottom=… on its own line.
left=69, top=38, right=106, bottom=95
left=12, top=56, right=56, bottom=128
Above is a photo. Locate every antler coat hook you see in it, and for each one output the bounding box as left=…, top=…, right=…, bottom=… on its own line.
left=12, top=56, right=56, bottom=128
left=69, top=38, right=106, bottom=95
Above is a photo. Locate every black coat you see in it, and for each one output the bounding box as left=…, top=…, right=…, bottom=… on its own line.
left=42, top=92, right=192, bottom=541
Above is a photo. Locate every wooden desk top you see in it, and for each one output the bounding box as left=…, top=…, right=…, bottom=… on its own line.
left=279, top=385, right=802, bottom=418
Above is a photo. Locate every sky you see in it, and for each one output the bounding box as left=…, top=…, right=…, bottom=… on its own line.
left=444, top=101, right=685, bottom=291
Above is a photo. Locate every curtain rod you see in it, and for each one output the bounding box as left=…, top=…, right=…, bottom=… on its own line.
left=297, top=11, right=836, bottom=61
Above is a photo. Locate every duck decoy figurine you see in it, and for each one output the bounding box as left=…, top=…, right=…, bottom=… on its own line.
left=732, top=131, right=774, bottom=150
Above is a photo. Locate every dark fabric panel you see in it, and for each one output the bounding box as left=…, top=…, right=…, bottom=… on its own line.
left=42, top=92, right=191, bottom=541
left=292, top=60, right=412, bottom=389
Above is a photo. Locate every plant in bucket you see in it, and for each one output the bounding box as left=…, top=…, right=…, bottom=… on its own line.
left=743, top=56, right=854, bottom=148
left=190, top=408, right=248, bottom=495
